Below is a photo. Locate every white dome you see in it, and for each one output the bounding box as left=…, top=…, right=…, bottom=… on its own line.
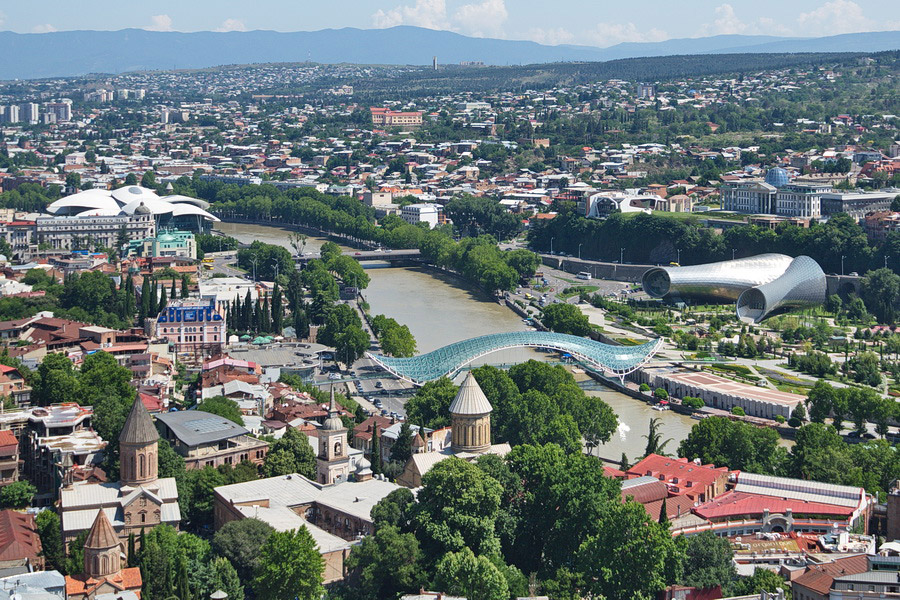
left=122, top=197, right=174, bottom=216
left=111, top=185, right=161, bottom=204
left=47, top=189, right=120, bottom=215
left=162, top=194, right=211, bottom=210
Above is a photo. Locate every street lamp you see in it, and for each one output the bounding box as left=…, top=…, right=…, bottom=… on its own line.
left=550, top=237, right=555, bottom=255
left=732, top=248, right=736, bottom=260
left=676, top=248, right=681, bottom=264
left=250, top=257, right=258, bottom=281
left=841, top=255, right=846, bottom=276
left=620, top=247, right=624, bottom=264
left=578, top=243, right=583, bottom=260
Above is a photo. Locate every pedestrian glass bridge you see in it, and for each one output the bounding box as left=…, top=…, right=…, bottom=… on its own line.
left=367, top=331, right=662, bottom=385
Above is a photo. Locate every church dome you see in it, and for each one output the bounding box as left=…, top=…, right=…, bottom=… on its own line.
left=322, top=414, right=344, bottom=431
left=765, top=167, right=790, bottom=188
left=449, top=372, right=493, bottom=416
left=119, top=398, right=159, bottom=444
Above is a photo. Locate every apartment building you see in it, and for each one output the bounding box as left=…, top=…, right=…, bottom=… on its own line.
left=370, top=107, right=423, bottom=128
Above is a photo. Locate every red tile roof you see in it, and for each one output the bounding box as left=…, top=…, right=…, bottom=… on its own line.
left=626, top=454, right=731, bottom=498
left=0, top=510, right=41, bottom=564
left=0, top=430, right=17, bottom=449
left=694, top=490, right=855, bottom=520
left=792, top=555, right=869, bottom=595
left=66, top=567, right=143, bottom=597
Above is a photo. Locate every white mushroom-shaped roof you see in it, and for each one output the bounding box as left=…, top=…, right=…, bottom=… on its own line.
left=169, top=203, right=220, bottom=222
left=162, top=194, right=211, bottom=210
left=111, top=185, right=161, bottom=204
left=449, top=372, right=493, bottom=416
left=46, top=189, right=120, bottom=215
left=76, top=208, right=123, bottom=217
left=122, top=197, right=174, bottom=216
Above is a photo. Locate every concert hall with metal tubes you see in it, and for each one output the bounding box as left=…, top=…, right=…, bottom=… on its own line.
left=641, top=253, right=826, bottom=322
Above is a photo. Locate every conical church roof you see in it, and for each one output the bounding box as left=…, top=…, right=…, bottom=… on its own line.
left=119, top=397, right=159, bottom=444
left=449, top=372, right=493, bottom=416
left=85, top=509, right=119, bottom=549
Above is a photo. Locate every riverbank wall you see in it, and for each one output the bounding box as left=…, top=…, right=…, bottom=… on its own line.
left=542, top=256, right=651, bottom=283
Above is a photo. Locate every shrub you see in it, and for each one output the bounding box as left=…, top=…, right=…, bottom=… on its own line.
left=639, top=383, right=650, bottom=392
left=731, top=407, right=746, bottom=416
left=775, top=415, right=786, bottom=424
left=683, top=397, right=704, bottom=410
left=653, top=388, right=669, bottom=400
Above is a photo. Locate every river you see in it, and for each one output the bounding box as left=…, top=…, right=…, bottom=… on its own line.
left=216, top=222, right=700, bottom=459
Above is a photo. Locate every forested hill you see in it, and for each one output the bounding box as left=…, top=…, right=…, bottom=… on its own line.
left=0, top=26, right=897, bottom=80
left=270, top=51, right=896, bottom=97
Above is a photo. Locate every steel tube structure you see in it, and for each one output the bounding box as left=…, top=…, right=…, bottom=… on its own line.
left=642, top=253, right=795, bottom=301
left=736, top=256, right=826, bottom=323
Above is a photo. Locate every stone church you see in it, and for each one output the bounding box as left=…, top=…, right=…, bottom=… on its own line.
left=397, top=371, right=511, bottom=488
left=59, top=398, right=181, bottom=548
left=65, top=509, right=143, bottom=600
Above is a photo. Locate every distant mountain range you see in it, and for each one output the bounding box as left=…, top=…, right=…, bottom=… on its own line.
left=0, top=26, right=897, bottom=80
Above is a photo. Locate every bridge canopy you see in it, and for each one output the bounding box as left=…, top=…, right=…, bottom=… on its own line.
left=367, top=331, right=661, bottom=385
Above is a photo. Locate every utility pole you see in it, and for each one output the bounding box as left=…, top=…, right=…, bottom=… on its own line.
left=578, top=243, right=583, bottom=260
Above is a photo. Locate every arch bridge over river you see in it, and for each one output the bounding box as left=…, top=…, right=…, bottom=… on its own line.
left=366, top=331, right=662, bottom=386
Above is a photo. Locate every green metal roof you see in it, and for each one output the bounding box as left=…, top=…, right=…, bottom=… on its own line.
left=367, top=331, right=661, bottom=385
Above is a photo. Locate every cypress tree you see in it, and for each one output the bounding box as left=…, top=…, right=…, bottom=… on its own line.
left=243, top=290, right=253, bottom=332
left=659, top=497, right=670, bottom=528
left=124, top=273, right=136, bottom=320
left=253, top=299, right=261, bottom=334
left=261, top=297, right=271, bottom=333
left=149, top=279, right=158, bottom=315
left=175, top=556, right=190, bottom=600
left=272, top=283, right=283, bottom=333
left=620, top=452, right=630, bottom=472
left=170, top=278, right=177, bottom=299
left=158, top=286, right=167, bottom=313
left=127, top=533, right=136, bottom=567
left=293, top=308, right=309, bottom=340
left=180, top=276, right=188, bottom=298
left=371, top=424, right=382, bottom=475
left=139, top=277, right=150, bottom=324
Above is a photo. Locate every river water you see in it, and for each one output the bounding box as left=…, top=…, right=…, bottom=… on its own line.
left=215, top=222, right=699, bottom=459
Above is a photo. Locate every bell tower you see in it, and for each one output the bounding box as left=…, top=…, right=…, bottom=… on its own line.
left=119, top=398, right=159, bottom=487
left=317, top=386, right=350, bottom=485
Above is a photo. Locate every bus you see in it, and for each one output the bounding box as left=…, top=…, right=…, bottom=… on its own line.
left=201, top=257, right=214, bottom=264
left=576, top=271, right=592, bottom=281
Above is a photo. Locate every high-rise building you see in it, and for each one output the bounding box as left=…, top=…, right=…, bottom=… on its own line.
left=637, top=83, right=657, bottom=99
left=20, top=103, right=39, bottom=124
left=46, top=100, right=72, bottom=122
left=3, top=105, right=19, bottom=124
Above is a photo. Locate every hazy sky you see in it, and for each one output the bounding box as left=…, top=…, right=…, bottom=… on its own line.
left=3, top=0, right=898, bottom=46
